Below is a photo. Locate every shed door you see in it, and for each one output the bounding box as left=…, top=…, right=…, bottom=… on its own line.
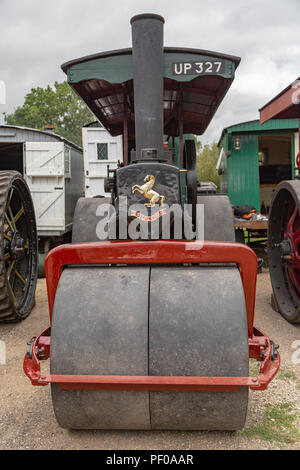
left=83, top=128, right=123, bottom=197
left=24, top=142, right=65, bottom=233
left=227, top=134, right=260, bottom=211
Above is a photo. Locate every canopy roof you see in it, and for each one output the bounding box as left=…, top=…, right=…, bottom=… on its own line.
left=260, top=77, right=300, bottom=123
left=62, top=47, right=240, bottom=137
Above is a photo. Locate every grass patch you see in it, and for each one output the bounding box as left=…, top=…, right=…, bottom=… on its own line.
left=249, top=358, right=260, bottom=376
left=241, top=402, right=300, bottom=445
left=277, top=369, right=297, bottom=381
left=249, top=361, right=296, bottom=382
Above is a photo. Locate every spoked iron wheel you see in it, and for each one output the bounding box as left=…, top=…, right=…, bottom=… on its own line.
left=268, top=180, right=300, bottom=323
left=0, top=171, right=38, bottom=322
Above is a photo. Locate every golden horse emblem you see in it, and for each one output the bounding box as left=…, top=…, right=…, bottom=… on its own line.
left=131, top=175, right=165, bottom=207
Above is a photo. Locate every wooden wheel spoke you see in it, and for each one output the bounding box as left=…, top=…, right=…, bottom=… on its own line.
left=6, top=260, right=17, bottom=305
left=5, top=212, right=14, bottom=233
left=7, top=280, right=16, bottom=306
left=13, top=206, right=25, bottom=226
left=15, top=268, right=26, bottom=286
left=7, top=260, right=16, bottom=279
left=10, top=266, right=16, bottom=291
left=24, top=238, right=29, bottom=251
left=5, top=188, right=14, bottom=211
left=7, top=205, right=17, bottom=231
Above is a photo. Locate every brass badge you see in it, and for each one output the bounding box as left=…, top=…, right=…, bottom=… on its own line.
left=131, top=175, right=166, bottom=221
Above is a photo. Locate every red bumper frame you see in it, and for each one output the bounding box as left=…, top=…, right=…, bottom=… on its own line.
left=24, top=240, right=280, bottom=392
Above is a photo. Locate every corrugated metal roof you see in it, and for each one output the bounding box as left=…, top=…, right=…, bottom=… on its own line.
left=0, top=125, right=82, bottom=151
left=218, top=119, right=299, bottom=146
left=83, top=121, right=103, bottom=128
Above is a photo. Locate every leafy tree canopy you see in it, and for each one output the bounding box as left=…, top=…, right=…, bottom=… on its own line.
left=3, top=81, right=93, bottom=147
left=196, top=140, right=220, bottom=188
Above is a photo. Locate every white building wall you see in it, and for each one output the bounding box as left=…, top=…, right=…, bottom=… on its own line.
left=82, top=126, right=123, bottom=197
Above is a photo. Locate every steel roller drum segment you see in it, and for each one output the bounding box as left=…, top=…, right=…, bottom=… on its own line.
left=50, top=265, right=248, bottom=430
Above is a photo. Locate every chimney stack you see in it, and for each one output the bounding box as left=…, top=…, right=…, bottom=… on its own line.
left=130, top=14, right=165, bottom=161
left=44, top=125, right=56, bottom=134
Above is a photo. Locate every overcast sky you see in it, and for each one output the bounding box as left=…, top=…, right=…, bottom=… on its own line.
left=0, top=0, right=299, bottom=143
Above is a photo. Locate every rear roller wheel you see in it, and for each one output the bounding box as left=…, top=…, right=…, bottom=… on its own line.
left=72, top=195, right=235, bottom=243
left=268, top=180, right=300, bottom=323
left=50, top=265, right=248, bottom=430
left=72, top=197, right=111, bottom=242
left=197, top=195, right=235, bottom=241
left=0, top=171, right=38, bottom=322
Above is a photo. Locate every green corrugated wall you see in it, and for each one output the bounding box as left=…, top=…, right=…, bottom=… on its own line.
left=221, top=119, right=299, bottom=135
left=218, top=119, right=299, bottom=211
left=227, top=134, right=260, bottom=211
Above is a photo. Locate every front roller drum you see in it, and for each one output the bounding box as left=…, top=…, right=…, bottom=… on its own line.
left=50, top=265, right=249, bottom=430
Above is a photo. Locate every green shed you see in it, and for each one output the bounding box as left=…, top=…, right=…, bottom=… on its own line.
left=217, top=119, right=299, bottom=212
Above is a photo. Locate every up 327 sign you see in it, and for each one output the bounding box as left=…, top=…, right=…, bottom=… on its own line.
left=172, top=60, right=225, bottom=76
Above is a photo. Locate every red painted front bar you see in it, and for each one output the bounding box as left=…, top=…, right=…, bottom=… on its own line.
left=45, top=240, right=257, bottom=337
left=23, top=326, right=280, bottom=391
left=50, top=375, right=253, bottom=392
left=24, top=241, right=280, bottom=393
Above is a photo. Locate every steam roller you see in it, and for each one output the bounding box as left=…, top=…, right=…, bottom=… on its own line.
left=24, top=14, right=279, bottom=430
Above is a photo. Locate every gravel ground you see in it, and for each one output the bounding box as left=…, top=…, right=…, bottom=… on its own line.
left=0, top=269, right=299, bottom=450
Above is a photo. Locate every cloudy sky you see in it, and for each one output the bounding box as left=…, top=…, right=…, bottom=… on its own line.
left=0, top=0, right=299, bottom=143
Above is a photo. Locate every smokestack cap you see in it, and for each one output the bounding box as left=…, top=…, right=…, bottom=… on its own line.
left=44, top=125, right=56, bottom=134
left=130, top=13, right=165, bottom=24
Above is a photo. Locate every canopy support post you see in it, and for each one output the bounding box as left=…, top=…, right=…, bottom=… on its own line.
left=123, top=94, right=128, bottom=166
left=179, top=88, right=183, bottom=168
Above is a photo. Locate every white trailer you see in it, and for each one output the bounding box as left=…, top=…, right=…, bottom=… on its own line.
left=82, top=121, right=123, bottom=197
left=0, top=125, right=84, bottom=251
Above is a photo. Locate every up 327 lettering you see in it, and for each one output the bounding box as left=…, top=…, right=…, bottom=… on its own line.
left=172, top=61, right=224, bottom=75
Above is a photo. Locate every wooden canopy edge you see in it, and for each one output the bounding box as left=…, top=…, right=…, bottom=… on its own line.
left=259, top=77, right=300, bottom=123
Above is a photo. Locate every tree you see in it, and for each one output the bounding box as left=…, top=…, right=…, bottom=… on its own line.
left=196, top=141, right=220, bottom=188
left=3, top=82, right=93, bottom=147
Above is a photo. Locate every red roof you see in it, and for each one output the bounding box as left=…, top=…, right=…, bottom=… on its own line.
left=260, top=77, right=300, bottom=124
